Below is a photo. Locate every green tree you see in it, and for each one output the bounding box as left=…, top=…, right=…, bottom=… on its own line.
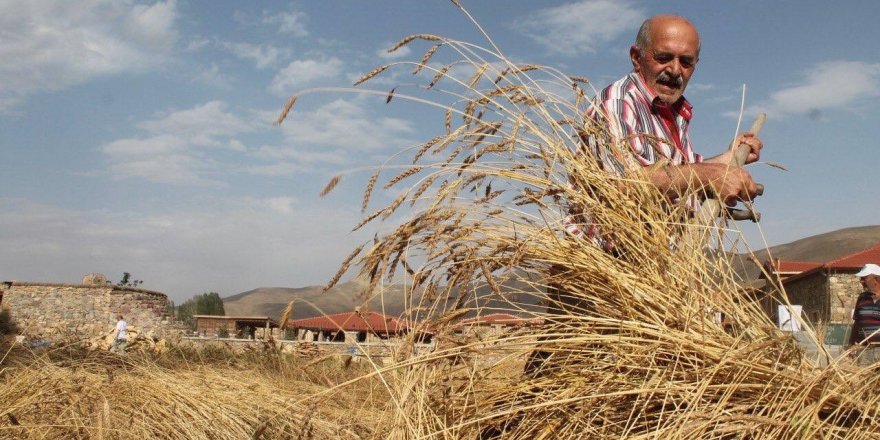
left=176, top=292, right=225, bottom=329
left=164, top=299, right=176, bottom=318
left=116, top=272, right=143, bottom=287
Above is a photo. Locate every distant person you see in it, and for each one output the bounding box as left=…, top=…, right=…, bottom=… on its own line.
left=113, top=315, right=128, bottom=354
left=849, top=264, right=880, bottom=364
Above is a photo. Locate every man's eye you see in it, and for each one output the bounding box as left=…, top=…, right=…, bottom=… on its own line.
left=655, top=55, right=673, bottom=63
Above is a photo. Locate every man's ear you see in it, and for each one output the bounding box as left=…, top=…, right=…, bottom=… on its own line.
left=629, top=45, right=641, bottom=72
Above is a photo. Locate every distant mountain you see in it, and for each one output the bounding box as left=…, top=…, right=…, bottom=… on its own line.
left=222, top=273, right=546, bottom=321
left=224, top=226, right=880, bottom=321
left=753, top=225, right=880, bottom=262
left=222, top=278, right=400, bottom=320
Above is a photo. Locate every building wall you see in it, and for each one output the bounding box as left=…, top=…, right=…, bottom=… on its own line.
left=0, top=281, right=171, bottom=341
left=828, top=272, right=863, bottom=322
left=783, top=271, right=864, bottom=325
left=783, top=274, right=829, bottom=325
left=293, top=328, right=396, bottom=343
left=195, top=317, right=236, bottom=336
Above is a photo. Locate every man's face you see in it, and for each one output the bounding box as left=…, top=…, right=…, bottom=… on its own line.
left=861, top=275, right=880, bottom=292
left=630, top=18, right=700, bottom=105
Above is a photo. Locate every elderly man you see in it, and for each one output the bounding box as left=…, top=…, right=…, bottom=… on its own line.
left=849, top=264, right=880, bottom=364
left=582, top=15, right=761, bottom=220
left=539, top=13, right=763, bottom=369
left=487, top=15, right=765, bottom=439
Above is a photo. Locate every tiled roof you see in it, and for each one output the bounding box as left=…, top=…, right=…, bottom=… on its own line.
left=825, top=243, right=880, bottom=270
left=764, top=259, right=822, bottom=274
left=777, top=260, right=822, bottom=273
left=780, top=243, right=880, bottom=284
left=288, top=311, right=408, bottom=333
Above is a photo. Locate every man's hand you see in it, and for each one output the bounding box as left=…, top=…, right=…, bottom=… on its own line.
left=732, top=132, right=762, bottom=164
left=696, top=163, right=760, bottom=206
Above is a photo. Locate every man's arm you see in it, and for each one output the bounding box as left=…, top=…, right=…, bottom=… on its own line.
left=644, top=162, right=759, bottom=205
left=644, top=132, right=763, bottom=204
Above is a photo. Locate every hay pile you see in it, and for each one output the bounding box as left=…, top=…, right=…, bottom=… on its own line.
left=0, top=343, right=384, bottom=439
left=277, top=4, right=880, bottom=439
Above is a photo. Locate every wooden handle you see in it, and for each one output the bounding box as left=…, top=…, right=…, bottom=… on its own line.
left=693, top=113, right=767, bottom=226
left=732, top=113, right=765, bottom=166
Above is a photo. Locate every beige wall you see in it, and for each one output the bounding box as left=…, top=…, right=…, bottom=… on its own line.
left=1, top=281, right=171, bottom=341
left=828, top=272, right=863, bottom=322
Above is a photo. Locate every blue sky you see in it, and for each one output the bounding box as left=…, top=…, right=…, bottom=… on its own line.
left=2, top=0, right=879, bottom=302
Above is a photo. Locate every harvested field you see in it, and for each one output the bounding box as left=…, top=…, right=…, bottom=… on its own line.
left=0, top=341, right=387, bottom=439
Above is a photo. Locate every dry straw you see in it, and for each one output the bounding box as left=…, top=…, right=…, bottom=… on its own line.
left=0, top=345, right=385, bottom=439
left=271, top=3, right=880, bottom=438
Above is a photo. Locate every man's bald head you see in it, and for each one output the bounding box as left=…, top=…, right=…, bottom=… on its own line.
left=635, top=15, right=701, bottom=57
left=630, top=15, right=701, bottom=104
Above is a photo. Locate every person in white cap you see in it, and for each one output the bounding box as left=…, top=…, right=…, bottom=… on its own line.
left=849, top=264, right=880, bottom=364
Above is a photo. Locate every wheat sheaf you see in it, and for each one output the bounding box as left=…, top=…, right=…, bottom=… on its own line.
left=276, top=4, right=879, bottom=439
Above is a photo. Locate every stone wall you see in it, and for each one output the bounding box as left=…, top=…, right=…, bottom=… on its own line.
left=783, top=271, right=864, bottom=325
left=0, top=280, right=172, bottom=341
left=828, top=272, right=863, bottom=322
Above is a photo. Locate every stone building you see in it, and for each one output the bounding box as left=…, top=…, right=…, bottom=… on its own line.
left=287, top=309, right=410, bottom=343
left=456, top=313, right=542, bottom=339
left=765, top=244, right=880, bottom=327
left=0, top=273, right=172, bottom=342
left=193, top=315, right=278, bottom=338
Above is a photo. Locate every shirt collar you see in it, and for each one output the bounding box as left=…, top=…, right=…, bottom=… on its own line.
left=629, top=72, right=693, bottom=121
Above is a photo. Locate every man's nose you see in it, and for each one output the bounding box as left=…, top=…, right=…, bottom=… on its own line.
left=667, top=60, right=682, bottom=76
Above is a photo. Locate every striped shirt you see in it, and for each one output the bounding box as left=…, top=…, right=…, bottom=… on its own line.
left=851, top=292, right=880, bottom=345
left=564, top=72, right=703, bottom=243
left=589, top=72, right=702, bottom=174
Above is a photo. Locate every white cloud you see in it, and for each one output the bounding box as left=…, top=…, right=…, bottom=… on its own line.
left=516, top=0, right=644, bottom=56
left=377, top=44, right=411, bottom=60
left=0, top=0, right=178, bottom=109
left=139, top=101, right=253, bottom=143
left=262, top=196, right=297, bottom=215
left=244, top=162, right=309, bottom=177
left=0, top=197, right=366, bottom=301
left=744, top=61, right=880, bottom=119
left=193, top=63, right=232, bottom=88
left=252, top=146, right=349, bottom=166
left=101, top=101, right=260, bottom=184
left=263, top=7, right=308, bottom=36
left=276, top=98, right=417, bottom=152
left=224, top=42, right=288, bottom=69
left=107, top=149, right=211, bottom=186
left=270, top=58, right=344, bottom=94
left=122, top=0, right=177, bottom=50
left=185, top=38, right=211, bottom=52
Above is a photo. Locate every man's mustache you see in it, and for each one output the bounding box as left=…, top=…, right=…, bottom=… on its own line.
left=657, top=71, right=683, bottom=87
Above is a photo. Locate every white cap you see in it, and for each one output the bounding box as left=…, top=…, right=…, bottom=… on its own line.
left=855, top=263, right=880, bottom=278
